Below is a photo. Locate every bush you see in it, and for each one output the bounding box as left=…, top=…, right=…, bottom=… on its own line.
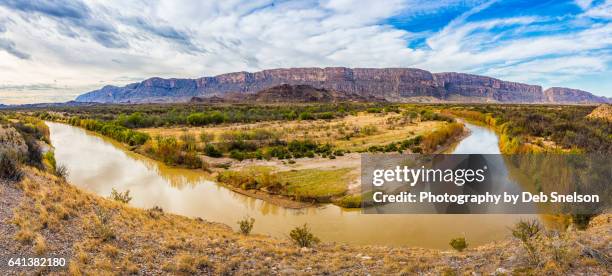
left=289, top=223, right=320, bottom=248
left=0, top=153, right=22, bottom=181
left=204, top=144, right=222, bottom=158
left=449, top=237, right=468, bottom=252
left=110, top=188, right=132, bottom=204
left=511, top=219, right=541, bottom=264
left=571, top=214, right=595, bottom=230
left=54, top=164, right=69, bottom=179
left=237, top=216, right=255, bottom=235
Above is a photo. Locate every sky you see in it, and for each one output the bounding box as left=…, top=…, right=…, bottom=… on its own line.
left=0, top=0, right=610, bottom=104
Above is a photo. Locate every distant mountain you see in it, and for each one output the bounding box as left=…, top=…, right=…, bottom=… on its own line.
left=75, top=67, right=611, bottom=104
left=190, top=84, right=386, bottom=103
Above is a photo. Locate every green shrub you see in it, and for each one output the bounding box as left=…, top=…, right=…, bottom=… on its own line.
left=237, top=216, right=255, bottom=235
left=449, top=237, right=468, bottom=252
left=109, top=188, right=132, bottom=204
left=204, top=144, right=222, bottom=158
left=289, top=223, right=320, bottom=248
left=511, top=219, right=541, bottom=264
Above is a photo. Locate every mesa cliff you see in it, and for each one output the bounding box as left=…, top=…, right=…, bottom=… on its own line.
left=75, top=67, right=610, bottom=104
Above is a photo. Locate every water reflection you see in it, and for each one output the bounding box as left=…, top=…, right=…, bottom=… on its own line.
left=48, top=121, right=537, bottom=249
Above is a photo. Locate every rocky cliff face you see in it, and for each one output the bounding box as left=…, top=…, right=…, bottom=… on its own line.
left=75, top=67, right=610, bottom=104
left=543, top=87, right=610, bottom=104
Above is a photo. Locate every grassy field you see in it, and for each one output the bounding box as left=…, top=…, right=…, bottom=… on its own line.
left=139, top=112, right=444, bottom=152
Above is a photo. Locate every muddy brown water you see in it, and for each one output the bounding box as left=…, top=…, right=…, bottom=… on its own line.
left=47, top=122, right=540, bottom=249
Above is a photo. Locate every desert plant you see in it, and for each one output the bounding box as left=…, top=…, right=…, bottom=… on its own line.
left=0, top=153, right=23, bottom=181
left=289, top=223, right=320, bottom=248
left=204, top=144, right=222, bottom=158
left=147, top=206, right=164, bottom=219
left=510, top=219, right=541, bottom=264
left=237, top=216, right=255, bottom=235
left=54, top=164, right=69, bottom=179
left=571, top=213, right=594, bottom=230
left=449, top=237, right=468, bottom=252
left=93, top=209, right=115, bottom=241
left=109, top=188, right=132, bottom=204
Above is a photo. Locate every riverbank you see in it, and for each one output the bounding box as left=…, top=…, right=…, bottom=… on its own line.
left=2, top=167, right=610, bottom=275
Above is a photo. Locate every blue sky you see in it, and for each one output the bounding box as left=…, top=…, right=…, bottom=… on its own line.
left=0, top=0, right=610, bottom=103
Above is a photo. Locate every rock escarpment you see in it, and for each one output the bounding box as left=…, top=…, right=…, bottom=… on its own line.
left=543, top=87, right=610, bottom=104
left=75, top=67, right=610, bottom=104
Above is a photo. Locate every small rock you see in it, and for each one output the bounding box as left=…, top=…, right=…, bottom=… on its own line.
left=265, top=257, right=272, bottom=262
left=300, top=247, right=311, bottom=253
left=361, top=255, right=372, bottom=260
left=495, top=268, right=509, bottom=275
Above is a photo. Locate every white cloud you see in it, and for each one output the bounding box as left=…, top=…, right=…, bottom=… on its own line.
left=0, top=0, right=610, bottom=104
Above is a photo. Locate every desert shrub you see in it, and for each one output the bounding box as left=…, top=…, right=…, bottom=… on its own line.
left=147, top=206, right=164, bottom=219
left=449, top=237, right=468, bottom=252
left=289, top=223, right=320, bottom=248
left=187, top=111, right=227, bottom=126
left=204, top=144, right=222, bottom=157
left=570, top=214, right=595, bottom=230
left=298, top=112, right=314, bottom=120
left=316, top=112, right=334, bottom=120
left=109, top=188, right=132, bottom=204
left=366, top=107, right=382, bottom=113
left=0, top=153, right=22, bottom=181
left=511, top=219, right=541, bottom=264
left=93, top=209, right=115, bottom=242
left=54, top=164, right=69, bottom=179
left=237, top=216, right=255, bottom=235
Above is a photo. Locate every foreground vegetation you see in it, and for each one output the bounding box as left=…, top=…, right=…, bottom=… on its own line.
left=441, top=104, right=611, bottom=154
left=1, top=162, right=609, bottom=274
left=1, top=113, right=610, bottom=274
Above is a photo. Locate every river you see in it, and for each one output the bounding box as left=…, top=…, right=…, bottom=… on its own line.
left=47, top=121, right=537, bottom=249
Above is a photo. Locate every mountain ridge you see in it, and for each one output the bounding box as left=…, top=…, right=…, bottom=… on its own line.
left=75, top=67, right=611, bottom=104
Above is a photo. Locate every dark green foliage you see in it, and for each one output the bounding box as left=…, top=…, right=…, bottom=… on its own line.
left=69, top=118, right=150, bottom=146
left=187, top=111, right=227, bottom=126
left=289, top=224, right=320, bottom=248
left=204, top=144, right=222, bottom=157
left=298, top=112, right=314, bottom=120
left=449, top=237, right=468, bottom=252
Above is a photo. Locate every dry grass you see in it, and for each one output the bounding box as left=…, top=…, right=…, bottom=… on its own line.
left=3, top=166, right=610, bottom=275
